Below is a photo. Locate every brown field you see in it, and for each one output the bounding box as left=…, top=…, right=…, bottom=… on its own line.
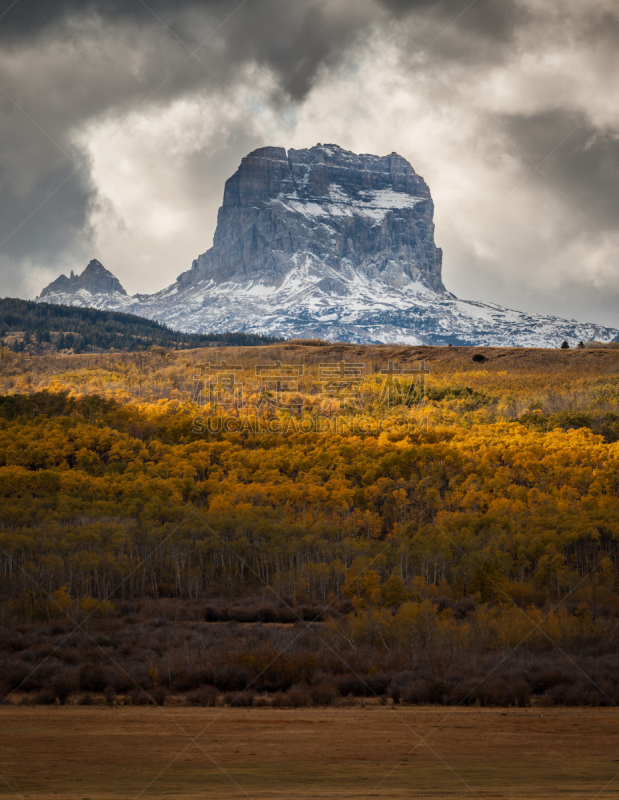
left=1, top=706, right=618, bottom=799
left=30, top=340, right=619, bottom=375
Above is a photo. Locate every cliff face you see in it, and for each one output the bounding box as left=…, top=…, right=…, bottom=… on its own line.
left=39, top=259, right=127, bottom=299
left=181, top=144, right=446, bottom=294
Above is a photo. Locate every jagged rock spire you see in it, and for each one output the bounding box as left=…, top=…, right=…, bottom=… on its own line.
left=39, top=259, right=127, bottom=298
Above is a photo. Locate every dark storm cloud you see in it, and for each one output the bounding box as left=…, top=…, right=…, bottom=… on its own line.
left=0, top=0, right=382, bottom=296
left=0, top=0, right=215, bottom=35
left=0, top=0, right=373, bottom=99
left=0, top=0, right=618, bottom=318
left=0, top=0, right=528, bottom=96
left=380, top=0, right=527, bottom=42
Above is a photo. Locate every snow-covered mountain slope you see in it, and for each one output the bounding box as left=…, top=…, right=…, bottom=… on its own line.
left=38, top=144, right=619, bottom=347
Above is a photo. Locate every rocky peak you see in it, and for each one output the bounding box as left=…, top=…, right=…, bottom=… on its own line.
left=182, top=143, right=446, bottom=294
left=39, top=259, right=127, bottom=299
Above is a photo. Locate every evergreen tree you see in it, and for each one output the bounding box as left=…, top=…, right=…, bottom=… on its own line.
left=0, top=297, right=283, bottom=352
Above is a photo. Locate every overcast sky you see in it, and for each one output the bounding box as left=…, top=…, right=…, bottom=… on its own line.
left=1, top=0, right=618, bottom=326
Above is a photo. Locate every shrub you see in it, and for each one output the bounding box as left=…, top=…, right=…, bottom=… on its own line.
left=476, top=678, right=512, bottom=707
left=253, top=694, right=270, bottom=707
left=19, top=695, right=34, bottom=706
left=365, top=674, right=392, bottom=697
left=340, top=695, right=357, bottom=707
left=276, top=606, right=298, bottom=623
left=79, top=663, right=109, bottom=693
left=204, top=606, right=226, bottom=622
left=130, top=689, right=152, bottom=705
left=4, top=661, right=42, bottom=692
left=401, top=681, right=432, bottom=705
left=310, top=681, right=338, bottom=706
left=270, top=692, right=287, bottom=708
left=286, top=684, right=311, bottom=707
left=51, top=670, right=77, bottom=704
left=34, top=688, right=57, bottom=705
left=527, top=668, right=570, bottom=695
left=211, top=665, right=251, bottom=692
left=187, top=686, right=218, bottom=707
left=225, top=690, right=255, bottom=707
left=334, top=674, right=367, bottom=697
left=333, top=673, right=389, bottom=698
left=506, top=677, right=531, bottom=707
left=226, top=607, right=255, bottom=622
left=269, top=686, right=312, bottom=707
left=297, top=606, right=324, bottom=622
left=253, top=605, right=281, bottom=623
left=173, top=669, right=211, bottom=693
left=111, top=670, right=134, bottom=693
left=151, top=686, right=167, bottom=706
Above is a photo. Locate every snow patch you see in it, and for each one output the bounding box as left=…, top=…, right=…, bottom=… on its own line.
left=273, top=184, right=424, bottom=223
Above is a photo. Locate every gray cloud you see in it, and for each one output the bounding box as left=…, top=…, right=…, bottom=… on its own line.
left=498, top=110, right=619, bottom=231
left=0, top=0, right=618, bottom=328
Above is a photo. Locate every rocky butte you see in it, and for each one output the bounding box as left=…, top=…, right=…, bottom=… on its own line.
left=182, top=145, right=446, bottom=294
left=38, top=144, right=619, bottom=347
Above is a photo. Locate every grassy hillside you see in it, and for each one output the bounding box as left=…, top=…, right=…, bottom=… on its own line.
left=0, top=297, right=283, bottom=353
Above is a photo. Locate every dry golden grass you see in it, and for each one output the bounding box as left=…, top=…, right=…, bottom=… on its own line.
left=12, top=341, right=619, bottom=372
left=5, top=342, right=619, bottom=406
left=1, top=706, right=618, bottom=798
left=170, top=342, right=619, bottom=381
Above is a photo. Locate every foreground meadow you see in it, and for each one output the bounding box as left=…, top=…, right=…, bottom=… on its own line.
left=1, top=705, right=618, bottom=798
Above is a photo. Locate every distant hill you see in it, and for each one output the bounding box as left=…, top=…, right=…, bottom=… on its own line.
left=0, top=297, right=283, bottom=354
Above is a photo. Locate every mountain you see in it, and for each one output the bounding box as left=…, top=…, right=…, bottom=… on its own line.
left=39, top=259, right=128, bottom=304
left=183, top=144, right=446, bottom=294
left=37, top=144, right=619, bottom=347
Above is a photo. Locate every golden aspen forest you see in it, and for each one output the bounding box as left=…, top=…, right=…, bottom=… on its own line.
left=2, top=341, right=619, bottom=709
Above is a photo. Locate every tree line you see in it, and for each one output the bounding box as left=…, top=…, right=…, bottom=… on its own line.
left=0, top=297, right=283, bottom=353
